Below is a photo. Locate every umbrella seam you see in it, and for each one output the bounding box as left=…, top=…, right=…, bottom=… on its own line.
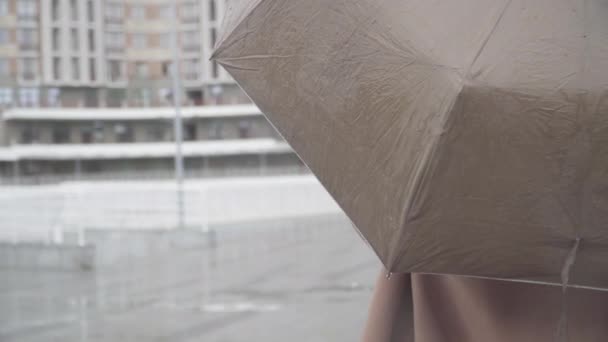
left=386, top=82, right=465, bottom=272
left=465, top=0, right=514, bottom=80
left=211, top=0, right=267, bottom=60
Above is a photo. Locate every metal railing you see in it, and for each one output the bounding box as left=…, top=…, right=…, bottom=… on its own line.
left=1, top=165, right=310, bottom=186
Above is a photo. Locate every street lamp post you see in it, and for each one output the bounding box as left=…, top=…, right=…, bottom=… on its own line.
left=170, top=0, right=185, bottom=229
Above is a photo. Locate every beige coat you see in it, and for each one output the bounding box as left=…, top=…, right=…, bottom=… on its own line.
left=363, top=273, right=608, bottom=342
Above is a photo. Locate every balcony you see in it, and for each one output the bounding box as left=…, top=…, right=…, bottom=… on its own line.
left=182, top=44, right=200, bottom=53
left=183, top=72, right=199, bottom=81
left=104, top=16, right=123, bottom=25
left=19, top=43, right=38, bottom=51
left=182, top=15, right=199, bottom=24
left=105, top=45, right=124, bottom=54
left=108, top=74, right=123, bottom=83
left=17, top=13, right=37, bottom=22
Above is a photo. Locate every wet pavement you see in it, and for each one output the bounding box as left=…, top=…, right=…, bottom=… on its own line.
left=0, top=215, right=379, bottom=341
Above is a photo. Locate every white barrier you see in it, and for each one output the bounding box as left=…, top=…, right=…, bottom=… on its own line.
left=0, top=175, right=342, bottom=244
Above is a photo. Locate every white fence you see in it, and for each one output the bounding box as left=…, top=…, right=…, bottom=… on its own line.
left=0, top=175, right=342, bottom=244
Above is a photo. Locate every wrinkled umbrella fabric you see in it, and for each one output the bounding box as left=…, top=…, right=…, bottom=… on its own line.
left=213, top=0, right=608, bottom=289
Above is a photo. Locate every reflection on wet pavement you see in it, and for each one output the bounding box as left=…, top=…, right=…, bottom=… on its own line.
left=0, top=215, right=378, bottom=341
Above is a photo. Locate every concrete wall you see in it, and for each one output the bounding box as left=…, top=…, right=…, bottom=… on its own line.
left=0, top=242, right=95, bottom=271
left=0, top=213, right=348, bottom=271
left=88, top=213, right=348, bottom=268
left=79, top=229, right=210, bottom=267
left=0, top=175, right=342, bottom=241
left=0, top=173, right=347, bottom=271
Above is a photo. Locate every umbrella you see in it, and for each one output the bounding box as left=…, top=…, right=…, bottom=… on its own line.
left=213, top=0, right=608, bottom=290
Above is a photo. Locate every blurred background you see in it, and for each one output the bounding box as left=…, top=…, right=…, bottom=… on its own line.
left=0, top=1, right=378, bottom=341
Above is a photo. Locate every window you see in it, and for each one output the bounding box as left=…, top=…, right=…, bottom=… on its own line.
left=182, top=30, right=199, bottom=46
left=184, top=122, right=197, bottom=141
left=71, top=28, right=79, bottom=51
left=17, top=0, right=36, bottom=19
left=185, top=59, right=198, bottom=73
left=80, top=126, right=94, bottom=143
left=52, top=0, right=60, bottom=20
left=210, top=84, right=223, bottom=97
left=212, top=60, right=219, bottom=78
left=21, top=125, right=38, bottom=143
left=0, top=88, right=12, bottom=105
left=88, top=29, right=95, bottom=52
left=94, top=121, right=104, bottom=142
left=132, top=34, right=147, bottom=48
left=84, top=161, right=102, bottom=172
left=47, top=88, right=60, bottom=107
left=147, top=125, right=165, bottom=141
left=105, top=32, right=124, bottom=48
left=72, top=58, right=80, bottom=80
left=19, top=58, right=37, bottom=81
left=162, top=61, right=173, bottom=77
left=209, top=120, right=223, bottom=139
left=89, top=58, right=96, bottom=81
left=0, top=58, right=8, bottom=76
left=52, top=125, right=70, bottom=144
left=159, top=5, right=172, bottom=19
left=87, top=0, right=95, bottom=22
left=19, top=88, right=39, bottom=107
left=159, top=33, right=170, bottom=48
left=18, top=28, right=38, bottom=48
left=105, top=3, right=123, bottom=19
left=108, top=60, right=122, bottom=81
left=53, top=57, right=61, bottom=80
left=209, top=0, right=216, bottom=21
left=70, top=0, right=78, bottom=21
left=135, top=62, right=148, bottom=78
left=157, top=87, right=170, bottom=103
left=0, top=29, right=8, bottom=44
left=130, top=5, right=145, bottom=19
left=114, top=123, right=133, bottom=142
left=84, top=90, right=98, bottom=107
left=181, top=2, right=198, bottom=19
left=183, top=59, right=199, bottom=80
left=0, top=0, right=8, bottom=16
left=239, top=120, right=252, bottom=138
left=52, top=28, right=61, bottom=51
left=137, top=89, right=150, bottom=107
left=211, top=28, right=217, bottom=48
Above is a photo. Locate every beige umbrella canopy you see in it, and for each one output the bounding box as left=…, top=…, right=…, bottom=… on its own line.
left=213, top=0, right=608, bottom=289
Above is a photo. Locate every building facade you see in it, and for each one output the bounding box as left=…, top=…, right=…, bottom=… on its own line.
left=0, top=0, right=245, bottom=109
left=0, top=105, right=305, bottom=183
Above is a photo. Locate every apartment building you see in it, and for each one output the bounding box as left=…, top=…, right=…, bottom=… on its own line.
left=0, top=105, right=304, bottom=182
left=0, top=0, right=48, bottom=108
left=0, top=0, right=246, bottom=109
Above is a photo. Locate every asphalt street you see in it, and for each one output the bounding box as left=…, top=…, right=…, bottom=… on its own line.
left=0, top=215, right=379, bottom=341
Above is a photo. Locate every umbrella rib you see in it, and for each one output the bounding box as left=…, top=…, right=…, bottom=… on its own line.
left=211, top=0, right=266, bottom=60
left=216, top=61, right=260, bottom=72
left=211, top=30, right=255, bottom=60
left=386, top=86, right=463, bottom=272
left=466, top=0, right=514, bottom=78
left=215, top=54, right=297, bottom=61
